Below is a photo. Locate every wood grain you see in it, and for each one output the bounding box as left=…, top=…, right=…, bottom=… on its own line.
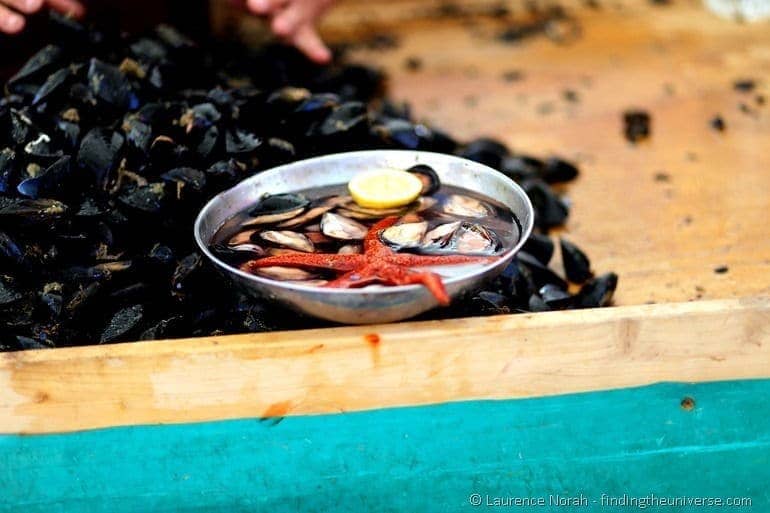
left=1, top=296, right=768, bottom=434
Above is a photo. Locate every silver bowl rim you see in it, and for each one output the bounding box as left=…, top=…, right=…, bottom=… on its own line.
left=193, top=150, right=535, bottom=298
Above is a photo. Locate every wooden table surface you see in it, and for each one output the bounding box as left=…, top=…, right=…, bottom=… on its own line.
left=298, top=0, right=770, bottom=307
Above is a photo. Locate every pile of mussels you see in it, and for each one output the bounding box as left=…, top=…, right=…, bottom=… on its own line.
left=0, top=14, right=617, bottom=350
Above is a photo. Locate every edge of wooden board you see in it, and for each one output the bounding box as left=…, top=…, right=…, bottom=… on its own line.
left=1, top=296, right=769, bottom=434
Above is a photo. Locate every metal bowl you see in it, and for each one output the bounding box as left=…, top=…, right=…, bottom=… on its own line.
left=194, top=150, right=534, bottom=324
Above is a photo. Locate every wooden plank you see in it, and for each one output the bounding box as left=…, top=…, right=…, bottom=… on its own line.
left=213, top=0, right=770, bottom=306
left=0, top=380, right=767, bottom=512
left=1, top=296, right=768, bottom=435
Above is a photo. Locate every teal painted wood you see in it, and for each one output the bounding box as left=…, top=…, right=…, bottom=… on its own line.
left=1, top=380, right=768, bottom=512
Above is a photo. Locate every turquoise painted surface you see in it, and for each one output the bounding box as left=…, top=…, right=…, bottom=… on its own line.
left=1, top=380, right=769, bottom=512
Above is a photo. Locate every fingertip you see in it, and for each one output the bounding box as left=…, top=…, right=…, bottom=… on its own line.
left=2, top=13, right=25, bottom=33
left=311, top=46, right=332, bottom=65
left=22, top=0, right=44, bottom=13
left=71, top=3, right=86, bottom=18
left=247, top=0, right=270, bottom=14
left=271, top=16, right=293, bottom=37
left=293, top=27, right=332, bottom=64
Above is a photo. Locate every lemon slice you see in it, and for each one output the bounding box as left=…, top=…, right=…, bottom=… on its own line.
left=348, top=169, right=424, bottom=209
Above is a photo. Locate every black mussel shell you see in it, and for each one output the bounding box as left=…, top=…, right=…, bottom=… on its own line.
left=64, top=282, right=102, bottom=320
left=17, top=155, right=72, bottom=199
left=459, top=137, right=510, bottom=169
left=560, top=238, right=592, bottom=284
left=517, top=251, right=568, bottom=290
left=206, top=159, right=246, bottom=188
left=64, top=260, right=133, bottom=282
left=406, top=164, right=441, bottom=195
left=429, top=128, right=459, bottom=154
left=100, top=304, right=144, bottom=343
left=522, top=179, right=569, bottom=230
left=9, top=109, right=39, bottom=146
left=500, top=155, right=543, bottom=182
left=574, top=273, right=618, bottom=308
left=77, top=128, right=125, bottom=188
left=0, top=196, right=69, bottom=224
left=75, top=197, right=105, bottom=217
left=155, top=25, right=196, bottom=51
left=8, top=45, right=64, bottom=93
left=0, top=274, right=22, bottom=306
left=161, top=167, right=207, bottom=193
left=171, top=253, right=204, bottom=299
left=14, top=335, right=51, bottom=350
left=194, top=126, right=220, bottom=159
left=39, top=282, right=64, bottom=317
left=0, top=148, right=17, bottom=194
left=149, top=135, right=190, bottom=169
left=209, top=243, right=263, bottom=264
left=259, top=138, right=296, bottom=166
left=122, top=117, right=153, bottom=157
left=293, top=93, right=340, bottom=126
left=372, top=119, right=431, bottom=150
left=130, top=38, right=168, bottom=63
left=528, top=294, right=550, bottom=312
left=181, top=103, right=221, bottom=132
left=0, top=231, right=24, bottom=266
left=542, top=158, right=579, bottom=184
left=140, top=315, right=185, bottom=341
left=266, top=87, right=312, bottom=117
left=117, top=183, right=166, bottom=215
left=311, top=101, right=369, bottom=138
left=147, top=244, right=176, bottom=267
left=225, top=128, right=261, bottom=155
left=248, top=193, right=309, bottom=220
left=320, top=64, right=385, bottom=102
left=87, top=59, right=137, bottom=110
left=55, top=120, right=81, bottom=150
left=471, top=291, right=511, bottom=315
left=33, top=66, right=76, bottom=106
left=538, top=284, right=573, bottom=310
left=498, top=260, right=533, bottom=302
left=522, top=233, right=554, bottom=265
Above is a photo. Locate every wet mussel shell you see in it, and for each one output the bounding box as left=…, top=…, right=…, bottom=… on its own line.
left=560, top=238, right=592, bottom=284
left=406, top=164, right=441, bottom=196
left=247, top=193, right=310, bottom=225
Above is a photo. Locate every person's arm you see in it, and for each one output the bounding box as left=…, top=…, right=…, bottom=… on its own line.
left=0, top=0, right=83, bottom=34
left=246, top=0, right=334, bottom=64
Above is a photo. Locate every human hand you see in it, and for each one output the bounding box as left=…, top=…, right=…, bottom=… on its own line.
left=245, top=0, right=334, bottom=64
left=0, top=0, right=84, bottom=34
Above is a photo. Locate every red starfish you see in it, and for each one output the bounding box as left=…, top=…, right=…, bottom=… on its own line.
left=240, top=216, right=497, bottom=305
